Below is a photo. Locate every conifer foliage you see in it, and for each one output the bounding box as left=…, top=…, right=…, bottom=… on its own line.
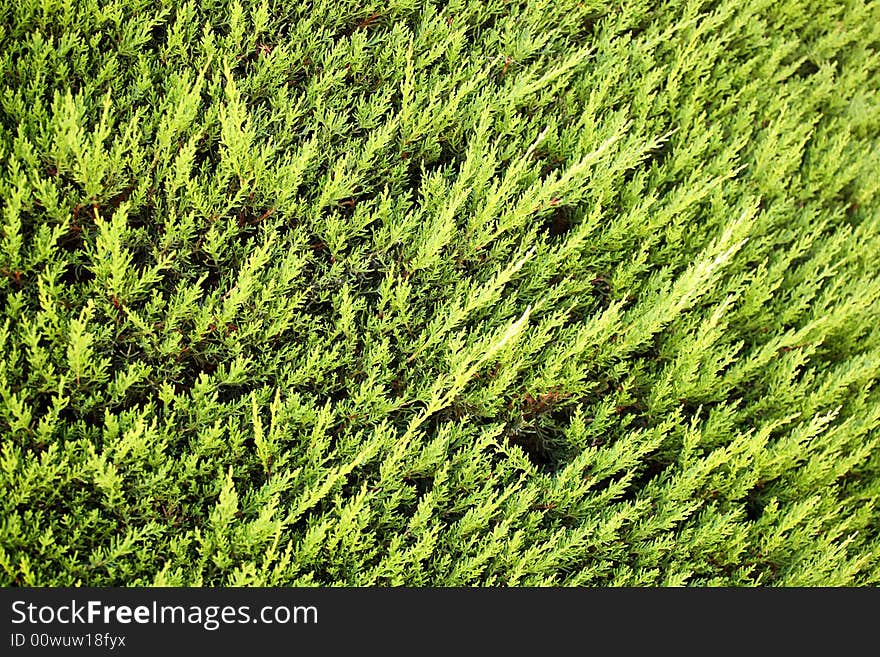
left=1, top=0, right=879, bottom=586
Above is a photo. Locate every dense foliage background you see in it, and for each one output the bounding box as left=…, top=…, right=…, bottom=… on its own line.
left=1, top=0, right=878, bottom=585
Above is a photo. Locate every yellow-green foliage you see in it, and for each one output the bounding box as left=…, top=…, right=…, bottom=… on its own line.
left=1, top=0, right=879, bottom=585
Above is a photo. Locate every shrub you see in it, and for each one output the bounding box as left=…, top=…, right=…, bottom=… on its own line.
left=1, top=0, right=878, bottom=585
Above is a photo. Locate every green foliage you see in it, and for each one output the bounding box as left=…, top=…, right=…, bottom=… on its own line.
left=1, top=0, right=879, bottom=586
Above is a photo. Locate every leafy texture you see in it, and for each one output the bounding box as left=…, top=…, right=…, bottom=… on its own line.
left=1, top=0, right=879, bottom=586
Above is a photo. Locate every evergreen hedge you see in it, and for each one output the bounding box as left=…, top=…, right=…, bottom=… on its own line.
left=1, top=0, right=878, bottom=586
